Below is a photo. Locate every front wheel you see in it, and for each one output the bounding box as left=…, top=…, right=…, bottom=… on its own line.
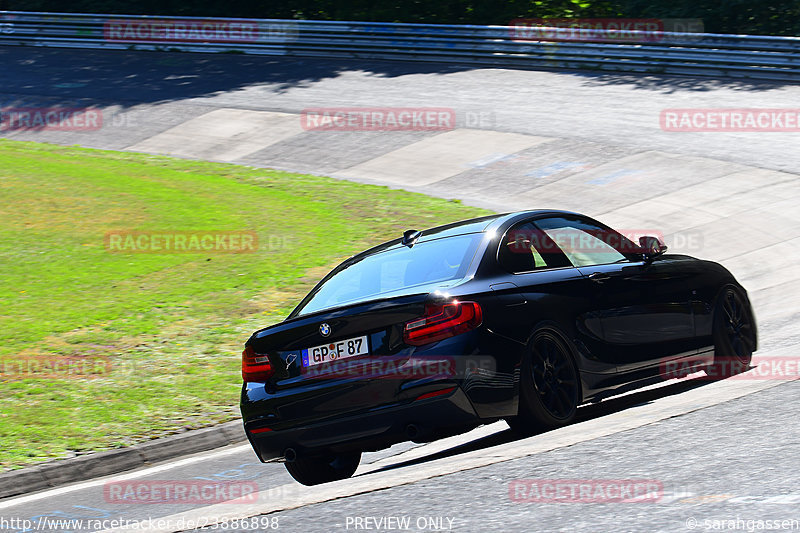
left=508, top=327, right=580, bottom=435
left=706, top=286, right=756, bottom=379
left=284, top=451, right=361, bottom=486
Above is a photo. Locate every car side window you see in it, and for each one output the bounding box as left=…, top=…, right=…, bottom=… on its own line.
left=498, top=222, right=572, bottom=273
left=532, top=216, right=636, bottom=267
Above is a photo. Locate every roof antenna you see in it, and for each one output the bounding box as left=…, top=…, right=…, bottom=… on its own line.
left=401, top=229, right=422, bottom=248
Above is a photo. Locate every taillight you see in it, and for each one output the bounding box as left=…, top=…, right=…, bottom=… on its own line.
left=242, top=345, right=275, bottom=382
left=403, top=300, right=482, bottom=346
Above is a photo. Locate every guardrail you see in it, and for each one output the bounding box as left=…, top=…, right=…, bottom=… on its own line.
left=1, top=11, right=799, bottom=81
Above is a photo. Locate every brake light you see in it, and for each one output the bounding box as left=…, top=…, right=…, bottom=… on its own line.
left=403, top=301, right=482, bottom=346
left=242, top=345, right=275, bottom=382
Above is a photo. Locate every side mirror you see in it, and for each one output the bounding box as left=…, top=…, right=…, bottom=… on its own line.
left=639, top=236, right=668, bottom=261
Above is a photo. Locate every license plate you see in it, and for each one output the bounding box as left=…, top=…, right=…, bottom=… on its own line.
left=301, top=335, right=369, bottom=368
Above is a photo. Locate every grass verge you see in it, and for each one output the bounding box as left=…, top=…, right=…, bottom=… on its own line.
left=0, top=139, right=491, bottom=470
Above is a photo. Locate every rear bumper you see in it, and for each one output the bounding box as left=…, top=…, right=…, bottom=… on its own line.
left=244, top=385, right=481, bottom=461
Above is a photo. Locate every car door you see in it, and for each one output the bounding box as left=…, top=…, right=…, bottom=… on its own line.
left=532, top=215, right=696, bottom=372
left=489, top=220, right=617, bottom=375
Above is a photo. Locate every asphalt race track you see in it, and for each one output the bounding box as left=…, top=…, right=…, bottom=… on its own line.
left=1, top=47, right=799, bottom=533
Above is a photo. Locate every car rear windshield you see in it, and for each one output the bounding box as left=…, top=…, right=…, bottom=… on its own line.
left=294, top=233, right=484, bottom=317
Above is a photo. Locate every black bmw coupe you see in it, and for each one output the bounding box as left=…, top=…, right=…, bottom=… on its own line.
left=240, top=210, right=757, bottom=485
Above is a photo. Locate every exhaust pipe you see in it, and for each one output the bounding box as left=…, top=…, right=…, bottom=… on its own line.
left=405, top=424, right=419, bottom=440
left=283, top=448, right=297, bottom=463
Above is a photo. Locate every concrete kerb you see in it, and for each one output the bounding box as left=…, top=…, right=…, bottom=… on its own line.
left=0, top=419, right=246, bottom=500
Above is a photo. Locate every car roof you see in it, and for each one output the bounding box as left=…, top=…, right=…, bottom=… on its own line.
left=351, top=209, right=583, bottom=260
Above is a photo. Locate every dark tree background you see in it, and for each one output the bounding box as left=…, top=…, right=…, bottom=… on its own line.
left=4, top=0, right=799, bottom=35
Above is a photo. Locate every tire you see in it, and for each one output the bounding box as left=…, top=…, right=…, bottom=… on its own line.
left=507, top=326, right=581, bottom=435
left=706, top=286, right=756, bottom=380
left=284, top=450, right=361, bottom=486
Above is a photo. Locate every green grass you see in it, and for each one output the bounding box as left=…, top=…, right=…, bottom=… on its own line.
left=0, top=139, right=491, bottom=470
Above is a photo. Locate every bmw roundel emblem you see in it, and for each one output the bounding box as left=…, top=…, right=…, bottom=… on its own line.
left=319, top=323, right=332, bottom=337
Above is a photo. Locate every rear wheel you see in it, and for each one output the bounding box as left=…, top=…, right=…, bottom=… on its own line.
left=508, top=327, right=580, bottom=435
left=706, top=286, right=756, bottom=379
left=284, top=450, right=361, bottom=486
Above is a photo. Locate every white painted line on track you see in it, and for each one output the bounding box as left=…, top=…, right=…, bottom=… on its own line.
left=0, top=444, right=251, bottom=511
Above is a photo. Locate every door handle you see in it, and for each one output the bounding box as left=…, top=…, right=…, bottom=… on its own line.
left=588, top=272, right=611, bottom=283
